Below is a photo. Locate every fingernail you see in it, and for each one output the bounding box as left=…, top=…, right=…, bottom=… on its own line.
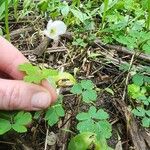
left=31, top=92, right=51, bottom=109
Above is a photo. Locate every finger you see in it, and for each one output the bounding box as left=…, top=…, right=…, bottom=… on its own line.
left=0, top=36, right=28, bottom=79
left=42, top=80, right=57, bottom=103
left=0, top=78, right=56, bottom=110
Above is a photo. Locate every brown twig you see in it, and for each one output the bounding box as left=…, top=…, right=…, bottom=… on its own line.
left=94, top=39, right=150, bottom=62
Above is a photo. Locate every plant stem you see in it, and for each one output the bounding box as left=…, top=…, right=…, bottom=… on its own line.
left=14, top=0, right=19, bottom=20
left=5, top=0, right=10, bottom=41
left=72, top=0, right=80, bottom=7
left=102, top=0, right=109, bottom=29
left=147, top=0, right=150, bottom=30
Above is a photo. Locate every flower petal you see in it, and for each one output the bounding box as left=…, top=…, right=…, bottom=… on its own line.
left=50, top=21, right=67, bottom=35
left=47, top=20, right=53, bottom=31
left=43, top=29, right=58, bottom=40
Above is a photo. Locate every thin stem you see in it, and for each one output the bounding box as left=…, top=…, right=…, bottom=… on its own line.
left=5, top=0, right=10, bottom=41
left=147, top=0, right=150, bottom=30
left=102, top=0, right=109, bottom=29
left=14, top=0, right=19, bottom=20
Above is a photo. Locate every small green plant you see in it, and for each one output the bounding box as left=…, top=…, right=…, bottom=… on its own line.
left=132, top=107, right=150, bottom=127
left=76, top=106, right=112, bottom=140
left=19, top=63, right=76, bottom=86
left=0, top=63, right=75, bottom=135
left=72, top=38, right=87, bottom=48
left=68, top=132, right=112, bottom=150
left=128, top=71, right=150, bottom=128
left=0, top=111, right=32, bottom=135
left=70, top=80, right=97, bottom=103
left=45, top=95, right=65, bottom=126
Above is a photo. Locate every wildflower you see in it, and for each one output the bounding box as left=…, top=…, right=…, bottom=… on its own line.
left=43, top=20, right=67, bottom=40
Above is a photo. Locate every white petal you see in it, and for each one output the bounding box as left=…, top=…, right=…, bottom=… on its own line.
left=43, top=29, right=58, bottom=40
left=47, top=20, right=53, bottom=31
left=50, top=21, right=67, bottom=35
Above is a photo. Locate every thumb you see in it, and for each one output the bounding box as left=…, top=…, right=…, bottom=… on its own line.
left=0, top=79, right=53, bottom=110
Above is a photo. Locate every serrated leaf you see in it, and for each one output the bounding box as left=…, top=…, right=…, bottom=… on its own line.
left=81, top=80, right=95, bottom=90
left=146, top=110, right=150, bottom=117
left=54, top=104, right=65, bottom=117
left=45, top=104, right=65, bottom=127
left=144, top=76, right=150, bottom=84
left=132, top=74, right=144, bottom=86
left=76, top=112, right=90, bottom=121
left=96, top=121, right=112, bottom=139
left=77, top=120, right=95, bottom=133
left=19, top=63, right=39, bottom=75
left=132, top=107, right=145, bottom=117
left=95, top=109, right=109, bottom=120
left=12, top=124, right=27, bottom=133
left=88, top=106, right=97, bottom=118
left=142, top=117, right=150, bottom=127
left=0, top=119, right=11, bottom=135
left=70, top=83, right=82, bottom=94
left=14, top=111, right=32, bottom=125
left=48, top=114, right=59, bottom=126
left=82, top=90, right=97, bottom=103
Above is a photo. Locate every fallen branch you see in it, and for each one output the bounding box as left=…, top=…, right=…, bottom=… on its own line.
left=94, top=39, right=150, bottom=62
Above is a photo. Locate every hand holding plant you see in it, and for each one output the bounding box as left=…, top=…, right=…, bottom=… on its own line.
left=0, top=36, right=57, bottom=110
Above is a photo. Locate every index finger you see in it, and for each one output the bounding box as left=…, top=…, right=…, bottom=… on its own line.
left=0, top=36, right=28, bottom=79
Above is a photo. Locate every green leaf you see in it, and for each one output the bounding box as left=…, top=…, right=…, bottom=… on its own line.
left=88, top=106, right=97, bottom=118
left=96, top=121, right=112, bottom=139
left=19, top=63, right=76, bottom=86
left=76, top=112, right=90, bottom=121
left=70, top=83, right=82, bottom=94
left=104, top=88, right=114, bottom=95
left=132, top=107, right=146, bottom=117
left=12, top=124, right=27, bottom=133
left=48, top=114, right=59, bottom=126
left=81, top=80, right=95, bottom=90
left=95, top=109, right=109, bottom=120
left=146, top=110, right=150, bottom=117
left=76, top=107, right=112, bottom=140
left=45, top=103, right=65, bottom=127
left=82, top=90, right=97, bottom=103
left=128, top=84, right=141, bottom=99
left=132, top=74, right=144, bottom=86
left=60, top=2, right=70, bottom=16
left=54, top=104, right=65, bottom=117
left=14, top=111, right=32, bottom=125
left=68, top=132, right=102, bottom=150
left=142, top=117, right=150, bottom=127
left=0, top=119, right=11, bottom=135
left=77, top=120, right=95, bottom=133
left=70, top=8, right=89, bottom=23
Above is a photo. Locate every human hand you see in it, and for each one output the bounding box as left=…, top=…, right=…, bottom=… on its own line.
left=0, top=36, right=57, bottom=110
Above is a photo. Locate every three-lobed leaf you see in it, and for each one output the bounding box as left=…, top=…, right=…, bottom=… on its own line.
left=0, top=119, right=11, bottom=135
left=76, top=106, right=112, bottom=139
left=71, top=80, right=97, bottom=103
left=45, top=104, right=65, bottom=126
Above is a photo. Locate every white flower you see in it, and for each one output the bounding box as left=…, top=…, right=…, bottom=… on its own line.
left=43, top=20, right=67, bottom=40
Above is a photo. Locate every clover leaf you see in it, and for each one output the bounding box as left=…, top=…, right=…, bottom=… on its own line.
left=45, top=96, right=65, bottom=126
left=76, top=106, right=112, bottom=139
left=71, top=80, right=97, bottom=103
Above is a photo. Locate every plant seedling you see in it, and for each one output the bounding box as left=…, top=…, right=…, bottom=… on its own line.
left=76, top=106, right=112, bottom=139
left=45, top=95, right=65, bottom=126
left=0, top=111, right=32, bottom=134
left=68, top=132, right=111, bottom=150
left=70, top=80, right=97, bottom=103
